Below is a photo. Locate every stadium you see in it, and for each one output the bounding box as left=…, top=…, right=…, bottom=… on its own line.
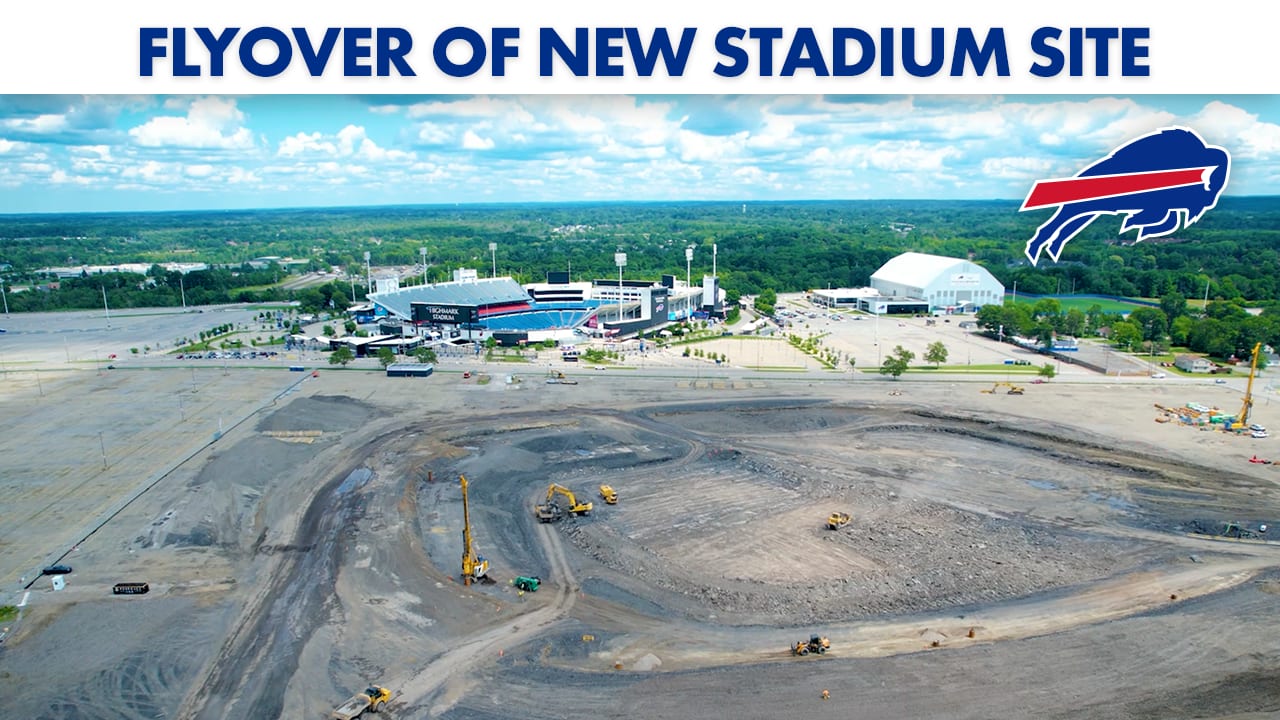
left=368, top=269, right=714, bottom=345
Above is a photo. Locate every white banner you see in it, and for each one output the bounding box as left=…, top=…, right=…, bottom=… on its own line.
left=1, top=0, right=1273, bottom=93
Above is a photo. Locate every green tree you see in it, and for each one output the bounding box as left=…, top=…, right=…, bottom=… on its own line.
left=343, top=319, right=357, bottom=334
left=329, top=346, right=354, bottom=366
left=322, top=324, right=336, bottom=337
left=414, top=347, right=438, bottom=364
left=1128, top=307, right=1169, bottom=342
left=1159, top=291, right=1188, bottom=321
left=376, top=347, right=396, bottom=368
left=1038, top=363, right=1057, bottom=379
left=1062, top=308, right=1087, bottom=338
left=1110, top=320, right=1143, bottom=350
left=879, top=345, right=914, bottom=379
left=924, top=341, right=948, bottom=367
left=756, top=288, right=777, bottom=315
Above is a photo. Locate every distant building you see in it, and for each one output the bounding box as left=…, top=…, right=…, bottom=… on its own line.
left=870, top=252, right=1004, bottom=312
left=1175, top=354, right=1213, bottom=373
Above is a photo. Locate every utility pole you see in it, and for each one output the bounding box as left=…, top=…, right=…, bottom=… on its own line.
left=615, top=251, right=627, bottom=326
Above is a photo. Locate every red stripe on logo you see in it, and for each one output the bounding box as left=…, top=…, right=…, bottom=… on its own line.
left=1022, top=167, right=1212, bottom=210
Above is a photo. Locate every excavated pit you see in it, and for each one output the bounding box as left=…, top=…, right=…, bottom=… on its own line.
left=413, top=401, right=1270, bottom=626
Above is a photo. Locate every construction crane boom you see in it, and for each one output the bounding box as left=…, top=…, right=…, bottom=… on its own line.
left=1236, top=342, right=1262, bottom=429
left=459, top=474, right=489, bottom=585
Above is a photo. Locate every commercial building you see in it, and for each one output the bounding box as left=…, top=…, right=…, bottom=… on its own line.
left=870, top=252, right=1004, bottom=313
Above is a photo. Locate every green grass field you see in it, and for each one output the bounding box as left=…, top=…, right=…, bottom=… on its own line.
left=1009, top=296, right=1147, bottom=314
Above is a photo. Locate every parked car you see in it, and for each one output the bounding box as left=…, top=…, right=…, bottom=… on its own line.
left=42, top=564, right=73, bottom=575
left=1150, top=372, right=1166, bottom=379
left=1215, top=379, right=1229, bottom=384
left=1253, top=430, right=1269, bottom=439
left=1250, top=424, right=1267, bottom=433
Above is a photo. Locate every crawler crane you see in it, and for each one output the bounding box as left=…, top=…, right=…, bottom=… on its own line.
left=459, top=475, right=490, bottom=585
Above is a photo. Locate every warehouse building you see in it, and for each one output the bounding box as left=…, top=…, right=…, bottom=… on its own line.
left=870, top=252, right=1004, bottom=313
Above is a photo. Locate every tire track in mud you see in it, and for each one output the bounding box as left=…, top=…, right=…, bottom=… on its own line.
left=174, top=467, right=370, bottom=720
left=392, top=520, right=579, bottom=716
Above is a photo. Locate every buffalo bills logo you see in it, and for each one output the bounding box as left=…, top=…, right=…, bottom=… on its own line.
left=1022, top=127, right=1230, bottom=265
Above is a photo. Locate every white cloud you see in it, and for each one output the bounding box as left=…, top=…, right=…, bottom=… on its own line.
left=1, top=114, right=68, bottom=134
left=1191, top=100, right=1280, bottom=157
left=278, top=132, right=336, bottom=157
left=462, top=130, right=495, bottom=150
left=129, top=97, right=255, bottom=149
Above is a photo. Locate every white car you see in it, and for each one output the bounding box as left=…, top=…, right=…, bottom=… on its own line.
left=1250, top=424, right=1267, bottom=433
left=1253, top=430, right=1269, bottom=439
left=1150, top=372, right=1166, bottom=379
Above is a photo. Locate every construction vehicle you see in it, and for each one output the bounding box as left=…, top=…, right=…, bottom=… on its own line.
left=981, top=382, right=1025, bottom=395
left=330, top=685, right=391, bottom=719
left=546, top=370, right=579, bottom=385
left=534, top=483, right=593, bottom=522
left=827, top=512, right=851, bottom=530
left=599, top=484, right=618, bottom=504
left=513, top=575, right=541, bottom=592
left=1231, top=342, right=1262, bottom=431
left=459, top=475, right=490, bottom=585
left=792, top=634, right=830, bottom=656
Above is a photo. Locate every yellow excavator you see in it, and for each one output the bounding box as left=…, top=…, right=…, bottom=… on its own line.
left=981, top=381, right=1025, bottom=395
left=459, top=475, right=490, bottom=585
left=1231, top=342, right=1262, bottom=431
left=535, top=483, right=593, bottom=522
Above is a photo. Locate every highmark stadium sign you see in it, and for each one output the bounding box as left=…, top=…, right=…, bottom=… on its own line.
left=411, top=302, right=479, bottom=325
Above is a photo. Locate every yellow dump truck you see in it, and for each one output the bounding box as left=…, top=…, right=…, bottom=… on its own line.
left=331, top=686, right=391, bottom=720
left=599, top=484, right=618, bottom=504
left=827, top=512, right=851, bottom=530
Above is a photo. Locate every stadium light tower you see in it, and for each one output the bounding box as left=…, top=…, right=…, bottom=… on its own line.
left=615, top=250, right=627, bottom=325
left=489, top=242, right=497, bottom=278
left=420, top=246, right=428, bottom=286
left=364, top=251, right=372, bottom=294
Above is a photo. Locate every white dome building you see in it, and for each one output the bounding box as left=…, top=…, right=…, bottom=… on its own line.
left=870, top=252, right=1005, bottom=312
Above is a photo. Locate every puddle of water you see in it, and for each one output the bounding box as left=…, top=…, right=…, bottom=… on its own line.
left=335, top=467, right=373, bottom=495
left=1086, top=491, right=1138, bottom=513
left=1026, top=479, right=1060, bottom=491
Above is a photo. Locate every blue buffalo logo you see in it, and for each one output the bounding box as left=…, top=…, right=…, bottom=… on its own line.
left=1022, top=127, right=1230, bottom=265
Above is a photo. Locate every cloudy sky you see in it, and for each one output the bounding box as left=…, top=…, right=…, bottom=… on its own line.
left=1, top=94, right=1278, bottom=214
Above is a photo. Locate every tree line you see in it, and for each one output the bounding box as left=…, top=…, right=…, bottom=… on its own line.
left=4, top=198, right=1280, bottom=314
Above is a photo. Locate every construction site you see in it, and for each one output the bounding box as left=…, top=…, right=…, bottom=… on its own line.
left=3, top=309, right=1280, bottom=719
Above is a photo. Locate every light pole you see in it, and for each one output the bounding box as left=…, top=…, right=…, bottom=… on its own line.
left=179, top=274, right=186, bottom=310
left=489, top=242, right=497, bottom=278
left=615, top=251, right=627, bottom=326
left=1011, top=280, right=1018, bottom=305
left=1, top=279, right=8, bottom=316
left=421, top=247, right=428, bottom=286
left=364, top=251, right=372, bottom=294
left=685, top=246, right=694, bottom=319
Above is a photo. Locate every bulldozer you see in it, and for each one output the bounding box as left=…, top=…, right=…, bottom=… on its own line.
left=792, top=634, right=830, bottom=656
left=599, top=484, right=618, bottom=504
left=827, top=512, right=851, bottom=530
left=535, top=483, right=593, bottom=522
left=981, top=381, right=1025, bottom=395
